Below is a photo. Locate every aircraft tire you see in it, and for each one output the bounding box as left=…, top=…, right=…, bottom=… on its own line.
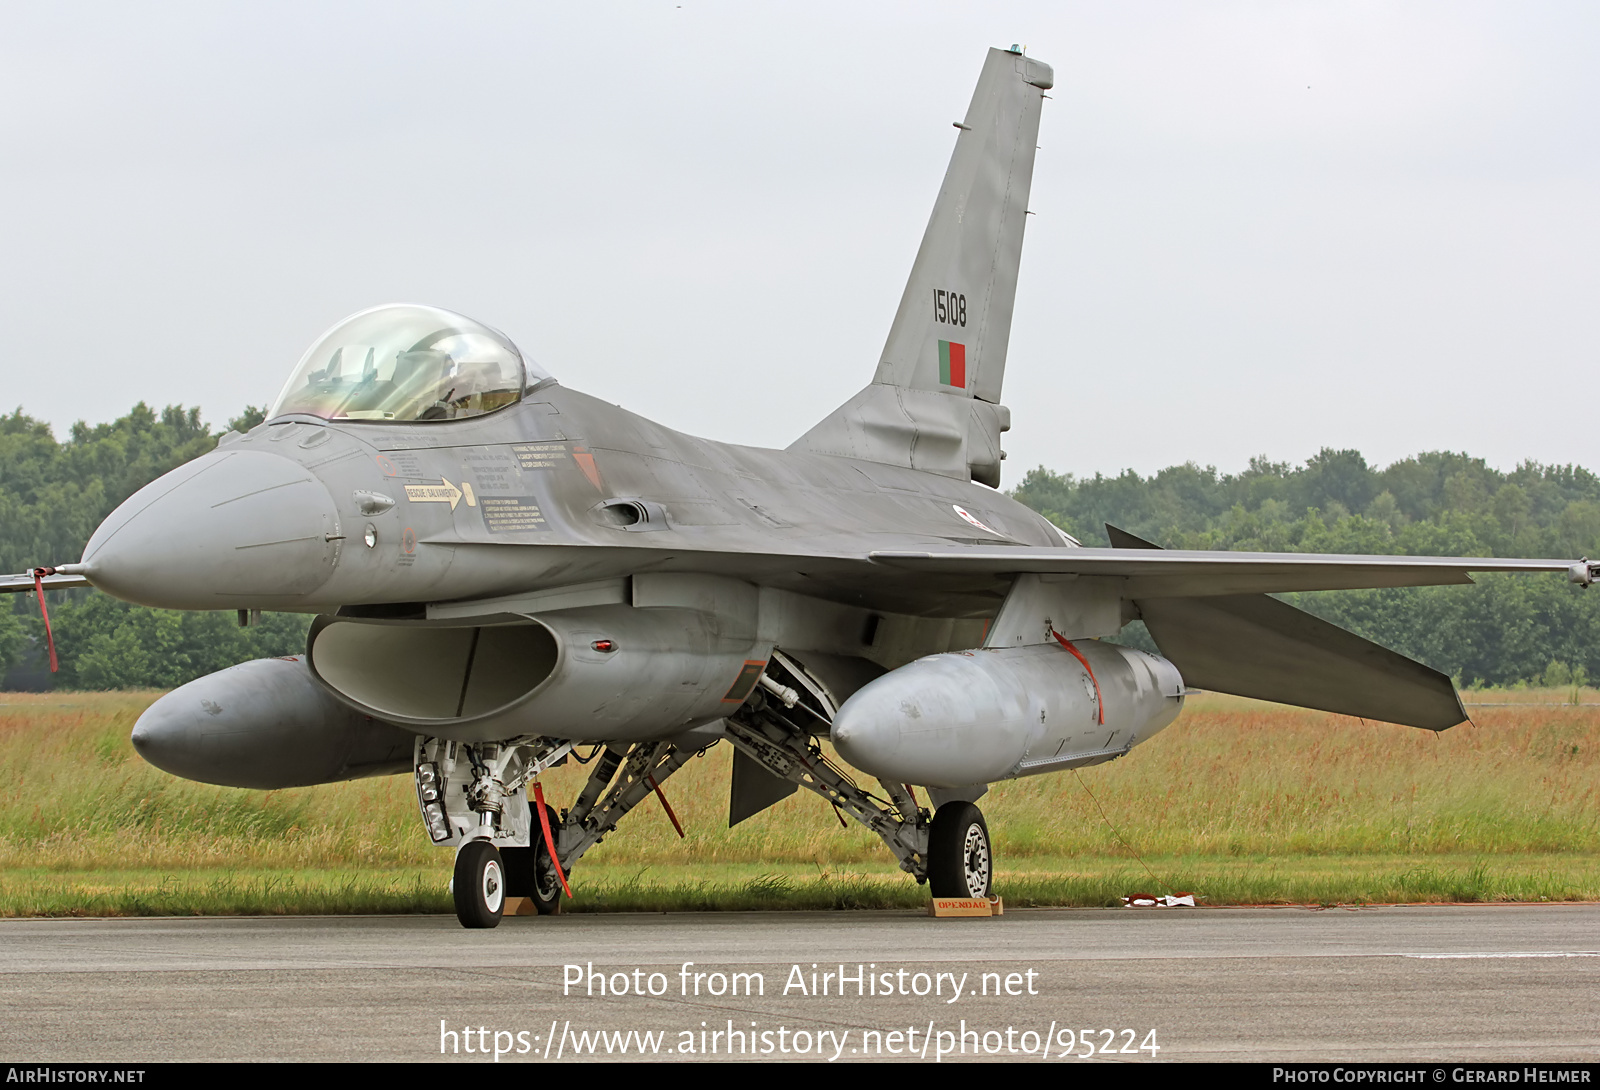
left=528, top=803, right=566, bottom=915
left=927, top=801, right=992, bottom=899
left=453, top=839, right=506, bottom=929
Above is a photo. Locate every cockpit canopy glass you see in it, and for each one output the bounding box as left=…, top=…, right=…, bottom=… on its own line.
left=269, top=304, right=546, bottom=424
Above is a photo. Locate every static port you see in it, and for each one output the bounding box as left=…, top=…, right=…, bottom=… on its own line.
left=364, top=524, right=377, bottom=548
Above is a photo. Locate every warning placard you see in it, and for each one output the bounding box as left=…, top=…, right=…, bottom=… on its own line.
left=481, top=496, right=549, bottom=534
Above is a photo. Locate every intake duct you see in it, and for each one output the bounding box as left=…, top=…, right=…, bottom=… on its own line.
left=308, top=602, right=767, bottom=743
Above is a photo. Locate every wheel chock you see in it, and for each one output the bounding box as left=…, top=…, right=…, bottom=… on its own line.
left=929, top=895, right=1004, bottom=918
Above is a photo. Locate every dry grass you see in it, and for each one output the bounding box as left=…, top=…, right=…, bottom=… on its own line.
left=1, top=688, right=1597, bottom=914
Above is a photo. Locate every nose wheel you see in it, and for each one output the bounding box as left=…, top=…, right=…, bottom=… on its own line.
left=927, top=801, right=992, bottom=898
left=453, top=839, right=506, bottom=928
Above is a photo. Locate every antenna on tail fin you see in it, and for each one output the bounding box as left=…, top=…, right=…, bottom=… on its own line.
left=789, top=46, right=1052, bottom=487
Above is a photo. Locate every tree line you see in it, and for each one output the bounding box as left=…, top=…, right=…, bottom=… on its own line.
left=1012, top=450, right=1600, bottom=688
left=2, top=406, right=1596, bottom=690
left=0, top=403, right=304, bottom=689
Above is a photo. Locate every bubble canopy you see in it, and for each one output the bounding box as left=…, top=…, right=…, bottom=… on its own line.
left=268, top=305, right=547, bottom=424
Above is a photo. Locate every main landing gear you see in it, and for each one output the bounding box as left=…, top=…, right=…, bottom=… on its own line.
left=499, top=801, right=563, bottom=916
left=926, top=801, right=992, bottom=898
left=722, top=658, right=933, bottom=885
left=719, top=652, right=1001, bottom=898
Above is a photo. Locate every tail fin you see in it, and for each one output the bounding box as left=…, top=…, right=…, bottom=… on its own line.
left=789, top=46, right=1052, bottom=487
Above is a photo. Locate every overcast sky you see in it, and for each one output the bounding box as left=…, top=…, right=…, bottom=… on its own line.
left=4, top=2, right=1596, bottom=484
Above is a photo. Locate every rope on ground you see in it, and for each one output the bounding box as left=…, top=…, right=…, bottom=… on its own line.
left=1072, top=768, right=1172, bottom=896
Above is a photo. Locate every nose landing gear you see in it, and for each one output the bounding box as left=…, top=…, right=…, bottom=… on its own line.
left=453, top=839, right=507, bottom=928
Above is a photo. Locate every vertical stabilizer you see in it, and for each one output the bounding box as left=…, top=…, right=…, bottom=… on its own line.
left=790, top=47, right=1052, bottom=487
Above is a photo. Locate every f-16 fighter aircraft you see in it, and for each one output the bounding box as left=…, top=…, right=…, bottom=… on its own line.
left=7, top=47, right=1596, bottom=927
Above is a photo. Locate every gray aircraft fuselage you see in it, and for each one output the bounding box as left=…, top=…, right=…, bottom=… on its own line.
left=86, top=386, right=1056, bottom=629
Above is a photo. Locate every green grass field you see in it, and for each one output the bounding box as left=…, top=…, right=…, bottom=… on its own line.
left=1, top=688, right=1596, bottom=915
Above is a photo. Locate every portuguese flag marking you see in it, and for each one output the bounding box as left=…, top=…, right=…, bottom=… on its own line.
left=938, top=340, right=966, bottom=388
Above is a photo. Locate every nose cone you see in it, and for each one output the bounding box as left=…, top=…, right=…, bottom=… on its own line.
left=83, top=449, right=340, bottom=609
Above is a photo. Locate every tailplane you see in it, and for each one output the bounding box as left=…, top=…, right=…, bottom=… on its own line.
left=789, top=46, right=1052, bottom=487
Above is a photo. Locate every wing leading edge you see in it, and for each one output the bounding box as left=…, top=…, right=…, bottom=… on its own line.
left=870, top=545, right=1598, bottom=598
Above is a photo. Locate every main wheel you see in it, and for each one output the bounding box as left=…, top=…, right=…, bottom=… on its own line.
left=927, top=801, right=993, bottom=898
left=502, top=803, right=564, bottom=915
left=453, top=839, right=506, bottom=928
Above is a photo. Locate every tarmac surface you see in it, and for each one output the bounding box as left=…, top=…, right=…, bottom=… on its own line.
left=2, top=904, right=1598, bottom=1063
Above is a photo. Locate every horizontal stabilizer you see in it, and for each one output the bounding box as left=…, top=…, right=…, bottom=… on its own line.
left=1107, top=525, right=1466, bottom=730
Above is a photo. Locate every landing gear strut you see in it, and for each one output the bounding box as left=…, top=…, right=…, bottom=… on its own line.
left=419, top=734, right=708, bottom=927
left=724, top=672, right=930, bottom=882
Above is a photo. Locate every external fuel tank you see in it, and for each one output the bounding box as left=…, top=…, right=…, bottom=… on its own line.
left=831, top=640, right=1185, bottom=787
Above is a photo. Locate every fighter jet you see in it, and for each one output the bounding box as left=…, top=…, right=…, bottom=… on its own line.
left=7, top=47, right=1596, bottom=927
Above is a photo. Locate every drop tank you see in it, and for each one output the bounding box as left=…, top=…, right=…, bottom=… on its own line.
left=831, top=640, right=1185, bottom=787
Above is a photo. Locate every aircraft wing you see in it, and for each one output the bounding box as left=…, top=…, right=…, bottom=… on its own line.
left=7, top=549, right=1593, bottom=603
left=870, top=547, right=1599, bottom=598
